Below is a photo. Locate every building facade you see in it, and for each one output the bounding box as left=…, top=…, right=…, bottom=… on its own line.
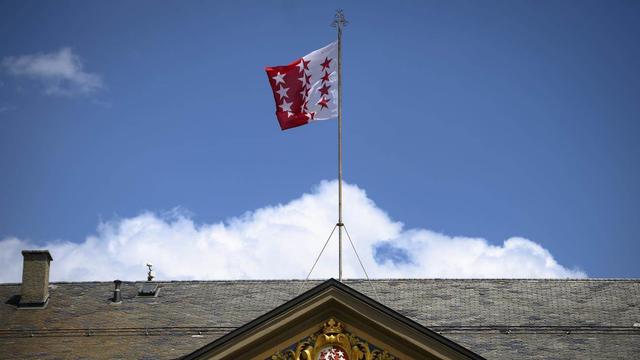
left=1, top=251, right=639, bottom=359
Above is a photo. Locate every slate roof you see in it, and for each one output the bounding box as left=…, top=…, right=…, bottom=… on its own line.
left=1, top=279, right=639, bottom=359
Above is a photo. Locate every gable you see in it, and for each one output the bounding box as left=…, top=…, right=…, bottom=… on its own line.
left=183, top=279, right=485, bottom=360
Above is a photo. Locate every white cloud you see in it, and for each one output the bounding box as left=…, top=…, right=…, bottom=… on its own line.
left=0, top=181, right=585, bottom=282
left=2, top=47, right=102, bottom=96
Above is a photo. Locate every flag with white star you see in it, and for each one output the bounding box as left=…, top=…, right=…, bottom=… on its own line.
left=265, top=42, right=338, bottom=130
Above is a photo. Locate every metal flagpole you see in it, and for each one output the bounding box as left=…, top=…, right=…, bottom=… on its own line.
left=332, top=10, right=347, bottom=282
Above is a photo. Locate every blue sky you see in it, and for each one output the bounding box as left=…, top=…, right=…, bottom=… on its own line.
left=1, top=0, right=639, bottom=280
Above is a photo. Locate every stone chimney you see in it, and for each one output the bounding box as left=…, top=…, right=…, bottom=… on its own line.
left=20, top=250, right=53, bottom=308
left=112, top=280, right=122, bottom=304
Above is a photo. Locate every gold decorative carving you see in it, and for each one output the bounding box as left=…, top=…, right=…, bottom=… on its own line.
left=269, top=318, right=399, bottom=360
left=322, top=318, right=344, bottom=334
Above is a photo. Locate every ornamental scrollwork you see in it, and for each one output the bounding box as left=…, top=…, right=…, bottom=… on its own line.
left=268, top=318, right=399, bottom=360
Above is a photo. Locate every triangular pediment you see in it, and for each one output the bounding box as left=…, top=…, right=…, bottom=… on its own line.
left=182, top=279, right=485, bottom=360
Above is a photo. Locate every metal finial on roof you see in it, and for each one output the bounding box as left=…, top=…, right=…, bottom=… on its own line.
left=146, top=263, right=154, bottom=282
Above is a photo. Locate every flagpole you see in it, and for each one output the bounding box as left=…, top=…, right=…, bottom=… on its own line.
left=332, top=10, right=347, bottom=282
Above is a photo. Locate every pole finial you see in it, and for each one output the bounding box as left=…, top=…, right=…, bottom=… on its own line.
left=331, top=9, right=348, bottom=29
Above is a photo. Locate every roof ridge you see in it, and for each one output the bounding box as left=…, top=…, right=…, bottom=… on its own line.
left=1, top=278, right=640, bottom=286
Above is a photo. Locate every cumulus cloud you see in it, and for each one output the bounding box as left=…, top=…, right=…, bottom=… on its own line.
left=0, top=181, right=586, bottom=282
left=2, top=47, right=102, bottom=96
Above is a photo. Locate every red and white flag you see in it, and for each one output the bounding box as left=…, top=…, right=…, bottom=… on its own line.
left=265, top=42, right=338, bottom=130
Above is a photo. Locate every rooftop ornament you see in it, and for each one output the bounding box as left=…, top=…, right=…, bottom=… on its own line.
left=146, top=263, right=155, bottom=282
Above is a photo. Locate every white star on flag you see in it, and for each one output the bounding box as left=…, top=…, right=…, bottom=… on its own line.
left=276, top=85, right=288, bottom=99
left=279, top=99, right=292, bottom=112
left=272, top=72, right=285, bottom=85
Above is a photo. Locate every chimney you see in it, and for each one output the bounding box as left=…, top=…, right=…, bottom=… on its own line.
left=20, top=250, right=53, bottom=309
left=112, top=280, right=122, bottom=304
